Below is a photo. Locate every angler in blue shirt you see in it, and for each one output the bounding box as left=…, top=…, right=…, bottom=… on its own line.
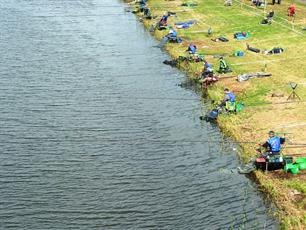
left=262, top=131, right=285, bottom=154
left=202, top=60, right=214, bottom=78
left=219, top=88, right=236, bottom=112
left=187, top=44, right=197, bottom=54
left=166, top=28, right=178, bottom=41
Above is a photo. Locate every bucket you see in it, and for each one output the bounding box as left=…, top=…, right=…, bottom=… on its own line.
left=284, top=163, right=294, bottom=172
left=295, top=157, right=306, bottom=164
left=291, top=167, right=299, bottom=174
left=236, top=103, right=245, bottom=112
left=298, top=162, right=306, bottom=170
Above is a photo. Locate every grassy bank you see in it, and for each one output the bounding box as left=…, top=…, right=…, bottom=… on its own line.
left=127, top=0, right=306, bottom=228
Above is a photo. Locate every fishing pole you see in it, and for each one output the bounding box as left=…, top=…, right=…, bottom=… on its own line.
left=102, top=96, right=306, bottom=105
left=285, top=146, right=306, bottom=149
left=94, top=138, right=306, bottom=146
left=104, top=96, right=199, bottom=101
left=12, top=136, right=306, bottom=148
left=247, top=100, right=306, bottom=107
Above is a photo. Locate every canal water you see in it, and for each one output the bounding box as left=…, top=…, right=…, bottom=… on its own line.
left=0, top=0, right=278, bottom=229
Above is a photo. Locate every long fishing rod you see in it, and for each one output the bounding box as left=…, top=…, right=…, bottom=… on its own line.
left=104, top=96, right=199, bottom=101
left=104, top=95, right=306, bottom=106
left=96, top=138, right=306, bottom=146
left=247, top=100, right=306, bottom=106
left=12, top=136, right=306, bottom=148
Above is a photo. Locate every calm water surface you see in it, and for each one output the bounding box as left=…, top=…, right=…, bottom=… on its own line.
left=0, top=0, right=278, bottom=229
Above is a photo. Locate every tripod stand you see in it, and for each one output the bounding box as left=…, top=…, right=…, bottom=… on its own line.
left=287, top=82, right=301, bottom=101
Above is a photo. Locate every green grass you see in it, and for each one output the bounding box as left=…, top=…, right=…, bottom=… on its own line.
left=285, top=179, right=306, bottom=194
left=240, top=84, right=271, bottom=106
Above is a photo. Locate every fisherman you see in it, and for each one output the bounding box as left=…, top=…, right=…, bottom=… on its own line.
left=202, top=60, right=214, bottom=78
left=200, top=60, right=217, bottom=88
left=167, top=27, right=177, bottom=41
left=287, top=3, right=295, bottom=17
left=158, top=27, right=180, bottom=48
left=218, top=57, right=231, bottom=73
left=262, top=131, right=286, bottom=154
left=220, top=88, right=236, bottom=112
left=187, top=44, right=197, bottom=54
left=261, top=9, right=274, bottom=24
left=158, top=12, right=170, bottom=30
left=237, top=130, right=285, bottom=174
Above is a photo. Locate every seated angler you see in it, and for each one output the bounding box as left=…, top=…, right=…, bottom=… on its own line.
left=218, top=57, right=231, bottom=73
left=158, top=27, right=181, bottom=47
left=167, top=27, right=177, bottom=41
left=158, top=12, right=170, bottom=30
left=187, top=44, right=197, bottom=54
left=219, top=88, right=236, bottom=112
left=261, top=9, right=274, bottom=24
left=262, top=131, right=285, bottom=155
left=202, top=60, right=214, bottom=78
left=201, top=61, right=218, bottom=89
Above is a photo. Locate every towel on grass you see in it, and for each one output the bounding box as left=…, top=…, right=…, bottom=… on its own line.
left=237, top=72, right=271, bottom=82
left=175, top=20, right=197, bottom=29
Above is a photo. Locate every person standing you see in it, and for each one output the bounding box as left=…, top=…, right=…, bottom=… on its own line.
left=287, top=3, right=295, bottom=17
